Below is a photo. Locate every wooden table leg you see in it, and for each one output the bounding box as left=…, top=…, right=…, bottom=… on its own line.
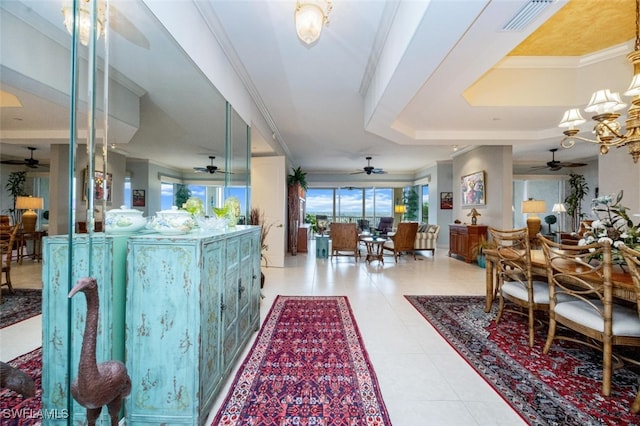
left=485, top=257, right=494, bottom=312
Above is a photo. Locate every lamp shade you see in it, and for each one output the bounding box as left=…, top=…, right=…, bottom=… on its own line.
left=552, top=203, right=567, bottom=213
left=394, top=205, right=406, bottom=214
left=521, top=199, right=546, bottom=214
left=16, top=196, right=44, bottom=211
left=16, top=196, right=43, bottom=232
left=558, top=108, right=586, bottom=129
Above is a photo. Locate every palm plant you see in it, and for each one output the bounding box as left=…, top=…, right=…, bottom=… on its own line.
left=564, top=173, right=589, bottom=232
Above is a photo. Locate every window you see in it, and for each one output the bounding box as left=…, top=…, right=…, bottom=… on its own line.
left=306, top=187, right=393, bottom=224
left=161, top=183, right=174, bottom=210
left=514, top=178, right=566, bottom=232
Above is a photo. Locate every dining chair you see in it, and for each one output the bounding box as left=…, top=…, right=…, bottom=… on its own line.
left=329, top=223, right=359, bottom=262
left=619, top=244, right=640, bottom=412
left=489, top=227, right=550, bottom=348
left=382, top=222, right=419, bottom=262
left=1, top=224, right=19, bottom=304
left=539, top=235, right=640, bottom=396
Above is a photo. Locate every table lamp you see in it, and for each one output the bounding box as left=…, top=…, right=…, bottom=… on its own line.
left=467, top=208, right=481, bottom=225
left=16, top=196, right=44, bottom=232
left=522, top=199, right=546, bottom=238
left=552, top=203, right=567, bottom=231
left=394, top=204, right=406, bottom=221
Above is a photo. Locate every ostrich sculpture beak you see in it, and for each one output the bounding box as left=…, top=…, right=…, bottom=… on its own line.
left=68, top=277, right=98, bottom=298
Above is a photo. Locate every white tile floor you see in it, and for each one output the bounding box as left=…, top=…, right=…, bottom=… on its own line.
left=2, top=244, right=526, bottom=425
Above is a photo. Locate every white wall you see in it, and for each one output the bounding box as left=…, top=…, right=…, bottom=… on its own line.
left=453, top=146, right=513, bottom=230
left=599, top=148, right=640, bottom=214
left=251, top=156, right=287, bottom=267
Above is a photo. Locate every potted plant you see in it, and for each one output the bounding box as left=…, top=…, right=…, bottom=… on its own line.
left=564, top=173, right=589, bottom=232
left=305, top=213, right=318, bottom=234
left=471, top=236, right=496, bottom=268
left=544, top=214, right=557, bottom=234
left=4, top=171, right=27, bottom=225
left=249, top=207, right=274, bottom=288
left=287, top=167, right=307, bottom=255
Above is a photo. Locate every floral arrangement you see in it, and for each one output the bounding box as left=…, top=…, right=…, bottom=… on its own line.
left=182, top=197, right=205, bottom=217
left=579, top=190, right=640, bottom=264
left=213, top=196, right=241, bottom=227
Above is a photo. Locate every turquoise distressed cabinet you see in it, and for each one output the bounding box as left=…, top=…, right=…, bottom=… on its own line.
left=125, top=226, right=261, bottom=425
left=41, top=234, right=128, bottom=425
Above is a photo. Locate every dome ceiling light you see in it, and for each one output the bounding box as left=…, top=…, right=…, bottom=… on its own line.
left=295, top=0, right=332, bottom=45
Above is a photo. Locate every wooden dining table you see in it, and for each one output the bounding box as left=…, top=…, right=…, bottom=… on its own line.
left=484, top=248, right=635, bottom=313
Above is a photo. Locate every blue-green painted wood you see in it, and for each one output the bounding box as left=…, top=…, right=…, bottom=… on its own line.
left=125, top=226, right=260, bottom=425
left=41, top=234, right=128, bottom=425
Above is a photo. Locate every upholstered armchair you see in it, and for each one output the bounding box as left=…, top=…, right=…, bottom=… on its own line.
left=374, top=217, right=394, bottom=237
left=329, top=223, right=359, bottom=261
left=414, top=224, right=440, bottom=255
left=382, top=222, right=419, bottom=262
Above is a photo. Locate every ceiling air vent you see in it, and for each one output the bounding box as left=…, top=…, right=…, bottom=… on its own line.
left=502, top=0, right=554, bottom=31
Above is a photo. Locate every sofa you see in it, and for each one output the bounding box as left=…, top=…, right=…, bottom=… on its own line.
left=414, top=224, right=440, bottom=255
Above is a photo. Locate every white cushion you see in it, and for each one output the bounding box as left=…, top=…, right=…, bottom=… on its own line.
left=554, top=300, right=640, bottom=337
left=502, top=280, right=551, bottom=304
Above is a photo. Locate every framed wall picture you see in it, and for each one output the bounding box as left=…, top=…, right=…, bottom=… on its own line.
left=132, top=189, right=146, bottom=207
left=440, top=192, right=453, bottom=209
left=83, top=169, right=112, bottom=202
left=461, top=171, right=485, bottom=206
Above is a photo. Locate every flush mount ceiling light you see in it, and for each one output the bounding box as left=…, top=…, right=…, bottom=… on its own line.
left=62, top=0, right=105, bottom=46
left=558, top=0, right=640, bottom=163
left=295, top=0, right=332, bottom=45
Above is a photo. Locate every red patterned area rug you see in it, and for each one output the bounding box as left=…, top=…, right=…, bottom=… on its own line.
left=406, top=295, right=640, bottom=426
left=213, top=295, right=392, bottom=425
left=0, top=347, right=42, bottom=425
left=0, top=289, right=41, bottom=329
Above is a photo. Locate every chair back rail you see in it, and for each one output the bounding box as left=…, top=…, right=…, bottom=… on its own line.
left=489, top=227, right=548, bottom=348
left=538, top=234, right=640, bottom=397
left=382, top=222, right=418, bottom=262
left=329, top=223, right=359, bottom=261
left=619, top=244, right=640, bottom=412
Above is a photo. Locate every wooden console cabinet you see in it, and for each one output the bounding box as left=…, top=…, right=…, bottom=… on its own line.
left=449, top=224, right=488, bottom=263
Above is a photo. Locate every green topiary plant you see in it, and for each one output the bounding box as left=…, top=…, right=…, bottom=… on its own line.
left=544, top=214, right=557, bottom=234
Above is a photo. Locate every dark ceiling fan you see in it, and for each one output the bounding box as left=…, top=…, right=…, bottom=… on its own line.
left=351, top=156, right=387, bottom=175
left=530, top=148, right=587, bottom=171
left=0, top=146, right=46, bottom=168
left=193, top=156, right=230, bottom=174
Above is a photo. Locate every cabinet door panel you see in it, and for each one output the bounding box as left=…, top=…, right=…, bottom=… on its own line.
left=200, top=240, right=224, bottom=410
left=222, top=238, right=240, bottom=364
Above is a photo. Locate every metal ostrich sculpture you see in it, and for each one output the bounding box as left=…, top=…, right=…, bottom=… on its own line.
left=68, top=277, right=131, bottom=426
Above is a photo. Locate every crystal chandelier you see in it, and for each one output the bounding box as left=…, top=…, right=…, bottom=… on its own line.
left=295, top=0, right=332, bottom=45
left=62, top=0, right=105, bottom=46
left=558, top=0, right=640, bottom=163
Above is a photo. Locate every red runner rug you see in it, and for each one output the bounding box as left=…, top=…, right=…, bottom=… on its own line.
left=406, top=295, right=640, bottom=425
left=0, top=347, right=42, bottom=425
left=213, top=295, right=391, bottom=425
